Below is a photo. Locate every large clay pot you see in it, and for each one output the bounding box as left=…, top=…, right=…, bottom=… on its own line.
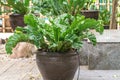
left=36, top=51, right=79, bottom=80
left=81, top=10, right=99, bottom=20
left=9, top=14, right=26, bottom=30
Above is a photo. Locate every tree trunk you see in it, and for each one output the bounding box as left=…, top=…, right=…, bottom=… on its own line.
left=110, top=0, right=118, bottom=29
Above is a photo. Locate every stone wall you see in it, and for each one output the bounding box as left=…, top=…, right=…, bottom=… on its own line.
left=79, top=30, right=120, bottom=70
left=79, top=41, right=89, bottom=65
left=88, top=43, right=120, bottom=70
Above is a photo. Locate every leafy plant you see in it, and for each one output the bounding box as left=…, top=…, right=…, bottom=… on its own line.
left=0, top=5, right=2, bottom=15
left=45, top=0, right=87, bottom=16
left=83, top=0, right=96, bottom=10
left=6, top=13, right=103, bottom=54
left=31, top=0, right=51, bottom=15
left=0, top=0, right=31, bottom=15
left=99, top=9, right=110, bottom=25
left=5, top=0, right=104, bottom=54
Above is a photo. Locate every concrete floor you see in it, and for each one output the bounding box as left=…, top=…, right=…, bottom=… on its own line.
left=77, top=70, right=120, bottom=80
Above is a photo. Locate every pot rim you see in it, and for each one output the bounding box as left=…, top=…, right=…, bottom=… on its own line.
left=35, top=50, right=79, bottom=57
left=81, top=10, right=99, bottom=12
left=9, top=14, right=24, bottom=17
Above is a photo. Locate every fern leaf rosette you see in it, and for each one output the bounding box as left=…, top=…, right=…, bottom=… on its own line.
left=5, top=14, right=103, bottom=54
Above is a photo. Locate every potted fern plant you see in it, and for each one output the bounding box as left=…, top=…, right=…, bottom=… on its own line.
left=0, top=0, right=31, bottom=30
left=5, top=0, right=104, bottom=80
left=99, top=9, right=111, bottom=29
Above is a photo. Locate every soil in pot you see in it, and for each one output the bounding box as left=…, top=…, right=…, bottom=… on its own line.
left=9, top=14, right=26, bottom=30
left=36, top=51, right=80, bottom=80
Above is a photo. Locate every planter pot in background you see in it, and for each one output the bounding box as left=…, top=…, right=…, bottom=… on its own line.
left=104, top=25, right=109, bottom=29
left=36, top=51, right=79, bottom=80
left=9, top=14, right=26, bottom=30
left=81, top=10, right=99, bottom=20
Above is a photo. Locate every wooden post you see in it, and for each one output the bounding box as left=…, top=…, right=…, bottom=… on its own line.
left=110, top=0, right=118, bottom=29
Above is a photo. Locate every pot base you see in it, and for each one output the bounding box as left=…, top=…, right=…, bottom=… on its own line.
left=36, top=51, right=79, bottom=80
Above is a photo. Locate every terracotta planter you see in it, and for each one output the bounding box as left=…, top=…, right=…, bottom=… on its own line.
left=36, top=51, right=79, bottom=80
left=9, top=14, right=26, bottom=30
left=81, top=10, right=99, bottom=20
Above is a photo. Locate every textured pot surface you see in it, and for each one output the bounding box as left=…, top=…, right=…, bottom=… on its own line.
left=36, top=51, right=79, bottom=80
left=9, top=14, right=26, bottom=30
left=81, top=10, right=99, bottom=20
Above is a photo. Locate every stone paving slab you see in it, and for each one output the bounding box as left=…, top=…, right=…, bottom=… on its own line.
left=90, top=30, right=120, bottom=43
left=95, top=70, right=120, bottom=80
left=76, top=70, right=120, bottom=80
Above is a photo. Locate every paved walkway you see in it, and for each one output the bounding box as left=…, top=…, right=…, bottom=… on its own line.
left=77, top=70, right=120, bottom=80
left=0, top=54, right=120, bottom=80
